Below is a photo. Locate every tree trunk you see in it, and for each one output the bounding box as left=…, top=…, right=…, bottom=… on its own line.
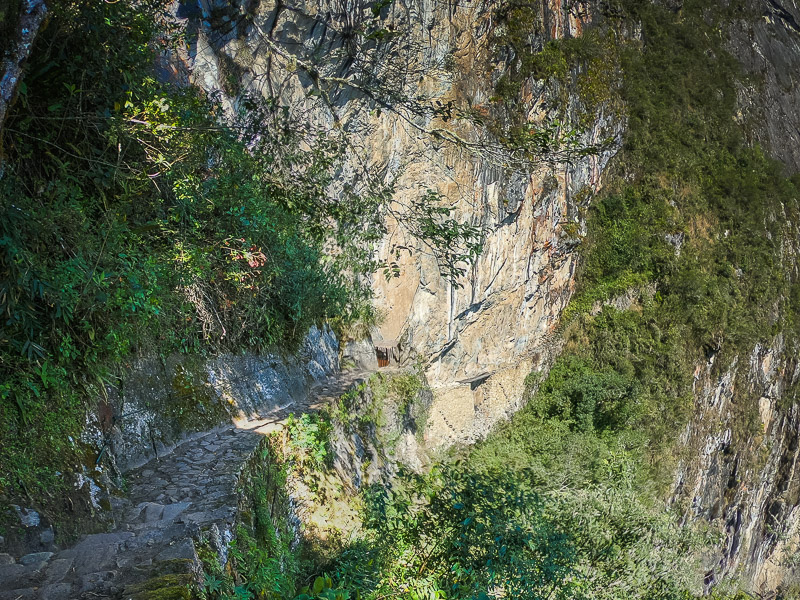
left=0, top=0, right=47, bottom=156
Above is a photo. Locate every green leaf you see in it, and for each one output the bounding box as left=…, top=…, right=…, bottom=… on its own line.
left=313, top=577, right=324, bottom=595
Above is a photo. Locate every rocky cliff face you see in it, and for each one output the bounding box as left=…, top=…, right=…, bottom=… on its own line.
left=173, top=0, right=621, bottom=447
left=176, top=0, right=800, bottom=593
left=670, top=340, right=800, bottom=593
left=665, top=0, right=800, bottom=593
left=731, top=0, right=800, bottom=173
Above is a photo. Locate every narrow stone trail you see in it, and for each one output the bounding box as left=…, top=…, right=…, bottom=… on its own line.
left=0, top=371, right=370, bottom=600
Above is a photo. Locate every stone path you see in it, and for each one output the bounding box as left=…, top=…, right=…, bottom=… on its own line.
left=0, top=371, right=369, bottom=600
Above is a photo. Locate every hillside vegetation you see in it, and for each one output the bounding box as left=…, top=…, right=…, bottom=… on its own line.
left=0, top=0, right=478, bottom=533
left=2, top=0, right=800, bottom=598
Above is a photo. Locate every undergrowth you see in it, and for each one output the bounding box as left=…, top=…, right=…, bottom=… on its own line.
left=482, top=0, right=800, bottom=492
left=0, top=0, right=378, bottom=523
left=198, top=439, right=299, bottom=600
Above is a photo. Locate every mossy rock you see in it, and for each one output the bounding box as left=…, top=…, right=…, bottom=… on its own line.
left=123, top=573, right=195, bottom=600
left=168, top=363, right=230, bottom=431
left=152, top=558, right=196, bottom=576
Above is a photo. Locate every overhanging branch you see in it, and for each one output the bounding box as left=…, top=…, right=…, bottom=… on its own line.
left=0, top=0, right=48, bottom=157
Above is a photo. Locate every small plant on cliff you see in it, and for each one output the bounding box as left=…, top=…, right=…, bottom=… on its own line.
left=199, top=439, right=297, bottom=600
left=287, top=413, right=333, bottom=470
left=294, top=576, right=353, bottom=600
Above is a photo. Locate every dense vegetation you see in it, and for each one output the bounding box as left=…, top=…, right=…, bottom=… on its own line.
left=465, top=0, right=800, bottom=595
left=4, top=0, right=800, bottom=597
left=490, top=0, right=800, bottom=505
left=0, top=0, right=362, bottom=515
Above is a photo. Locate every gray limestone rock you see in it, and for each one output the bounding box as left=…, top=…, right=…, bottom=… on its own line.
left=18, top=552, right=52, bottom=567
left=155, top=539, right=197, bottom=562
left=61, top=532, right=133, bottom=575
left=0, top=562, right=42, bottom=589
left=140, top=502, right=165, bottom=522
left=39, top=583, right=75, bottom=600
left=161, top=501, right=192, bottom=523
left=0, top=563, right=26, bottom=583
left=39, top=528, right=55, bottom=545
left=342, top=338, right=379, bottom=371
left=729, top=0, right=800, bottom=173
left=0, top=589, right=36, bottom=600
left=11, top=506, right=40, bottom=528
left=43, top=557, right=74, bottom=584
left=78, top=570, right=117, bottom=594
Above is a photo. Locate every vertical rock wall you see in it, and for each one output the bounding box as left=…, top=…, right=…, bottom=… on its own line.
left=670, top=341, right=800, bottom=593
left=174, top=0, right=621, bottom=446
left=668, top=1, right=800, bottom=593
left=101, top=325, right=339, bottom=473
left=730, top=0, right=800, bottom=173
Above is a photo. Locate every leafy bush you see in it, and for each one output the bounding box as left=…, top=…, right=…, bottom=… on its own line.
left=287, top=413, right=333, bottom=470
left=310, top=462, right=709, bottom=600
left=530, top=354, right=638, bottom=433
left=294, top=576, right=353, bottom=600
left=333, top=469, right=579, bottom=600
left=199, top=440, right=297, bottom=600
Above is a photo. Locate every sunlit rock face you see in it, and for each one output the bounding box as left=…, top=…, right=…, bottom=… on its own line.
left=179, top=0, right=800, bottom=591
left=174, top=0, right=621, bottom=446
left=108, top=325, right=339, bottom=472
left=669, top=340, right=800, bottom=594
left=729, top=0, right=800, bottom=174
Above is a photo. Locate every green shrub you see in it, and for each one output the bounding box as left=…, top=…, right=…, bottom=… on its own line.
left=530, top=354, right=638, bottom=433
left=287, top=413, right=333, bottom=470
left=0, top=0, right=376, bottom=509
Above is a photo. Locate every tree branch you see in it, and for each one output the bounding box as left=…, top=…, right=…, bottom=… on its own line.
left=249, top=16, right=602, bottom=172
left=0, top=0, right=48, bottom=157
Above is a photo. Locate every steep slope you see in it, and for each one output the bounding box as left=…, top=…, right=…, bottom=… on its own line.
left=664, top=0, right=800, bottom=591
left=2, top=0, right=800, bottom=595
left=178, top=0, right=800, bottom=594
left=731, top=0, right=800, bottom=173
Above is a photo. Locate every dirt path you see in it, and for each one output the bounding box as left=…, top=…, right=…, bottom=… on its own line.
left=0, top=370, right=369, bottom=600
